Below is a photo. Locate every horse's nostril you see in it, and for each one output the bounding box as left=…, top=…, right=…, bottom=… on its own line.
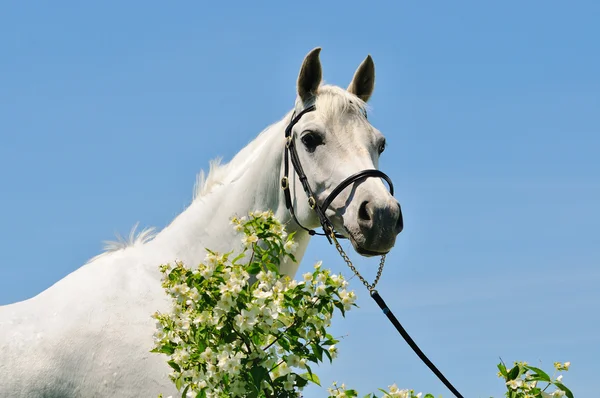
left=396, top=203, right=404, bottom=233
left=358, top=201, right=371, bottom=221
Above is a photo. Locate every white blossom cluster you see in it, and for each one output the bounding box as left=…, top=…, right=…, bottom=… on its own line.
left=152, top=210, right=357, bottom=397
left=498, top=361, right=573, bottom=398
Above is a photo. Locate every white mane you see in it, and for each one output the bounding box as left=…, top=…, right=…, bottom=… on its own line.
left=87, top=222, right=157, bottom=263
left=191, top=85, right=368, bottom=202
left=191, top=120, right=285, bottom=202
left=103, top=222, right=156, bottom=251
left=94, top=85, right=367, bottom=260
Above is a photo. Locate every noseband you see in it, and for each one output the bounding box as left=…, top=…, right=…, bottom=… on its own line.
left=281, top=104, right=394, bottom=244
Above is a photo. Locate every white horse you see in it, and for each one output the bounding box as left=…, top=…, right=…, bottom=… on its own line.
left=0, top=48, right=403, bottom=397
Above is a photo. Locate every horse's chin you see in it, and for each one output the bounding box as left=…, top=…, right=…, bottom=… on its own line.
left=343, top=227, right=391, bottom=257
left=354, top=245, right=390, bottom=257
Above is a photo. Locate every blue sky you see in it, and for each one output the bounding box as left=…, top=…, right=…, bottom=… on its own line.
left=1, top=1, right=598, bottom=397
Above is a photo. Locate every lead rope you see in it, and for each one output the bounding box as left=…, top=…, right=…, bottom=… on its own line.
left=330, top=233, right=465, bottom=398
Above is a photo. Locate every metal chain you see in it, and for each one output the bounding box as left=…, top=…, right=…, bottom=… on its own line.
left=330, top=233, right=386, bottom=292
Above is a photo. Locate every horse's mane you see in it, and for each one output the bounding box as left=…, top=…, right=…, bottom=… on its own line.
left=191, top=85, right=367, bottom=200
left=90, top=85, right=367, bottom=261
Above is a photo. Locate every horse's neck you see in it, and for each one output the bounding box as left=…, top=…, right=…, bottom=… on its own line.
left=146, top=117, right=311, bottom=277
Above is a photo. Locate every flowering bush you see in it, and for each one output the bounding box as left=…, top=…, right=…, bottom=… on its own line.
left=152, top=211, right=356, bottom=397
left=152, top=210, right=574, bottom=398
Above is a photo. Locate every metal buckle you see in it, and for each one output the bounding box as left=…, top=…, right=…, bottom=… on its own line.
left=281, top=177, right=289, bottom=190
left=308, top=197, right=316, bottom=209
left=285, top=136, right=292, bottom=148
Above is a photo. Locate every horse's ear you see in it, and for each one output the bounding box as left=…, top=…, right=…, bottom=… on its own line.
left=348, top=55, right=375, bottom=102
left=297, top=47, right=322, bottom=103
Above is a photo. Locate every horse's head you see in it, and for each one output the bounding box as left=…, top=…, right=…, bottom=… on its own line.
left=287, top=47, right=403, bottom=256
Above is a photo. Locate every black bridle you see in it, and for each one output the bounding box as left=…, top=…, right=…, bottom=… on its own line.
left=281, top=104, right=394, bottom=244
left=280, top=104, right=465, bottom=398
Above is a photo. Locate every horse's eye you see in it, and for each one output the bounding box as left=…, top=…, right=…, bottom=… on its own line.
left=301, top=132, right=323, bottom=152
left=378, top=139, right=386, bottom=154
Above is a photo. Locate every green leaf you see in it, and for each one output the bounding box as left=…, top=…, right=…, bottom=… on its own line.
left=181, top=385, right=190, bottom=398
left=279, top=336, right=291, bottom=351
left=195, top=338, right=206, bottom=353
left=250, top=366, right=268, bottom=389
left=497, top=362, right=508, bottom=378
left=167, top=360, right=181, bottom=372
left=554, top=382, right=574, bottom=398
left=295, top=375, right=308, bottom=388
left=231, top=252, right=246, bottom=265
left=299, top=371, right=321, bottom=386
left=246, top=262, right=262, bottom=275
left=312, top=343, right=324, bottom=362
left=265, top=261, right=279, bottom=273
left=507, top=365, right=519, bottom=380
left=523, top=365, right=551, bottom=382
left=334, top=301, right=346, bottom=316
left=323, top=348, right=332, bottom=363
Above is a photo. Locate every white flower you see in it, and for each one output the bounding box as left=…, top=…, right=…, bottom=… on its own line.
left=193, top=311, right=211, bottom=326
left=286, top=279, right=298, bottom=290
left=315, top=284, right=327, bottom=296
left=526, top=380, right=538, bottom=389
left=256, top=270, right=273, bottom=283
left=234, top=306, right=260, bottom=332
left=271, top=361, right=291, bottom=379
left=284, top=239, right=298, bottom=254
left=285, top=354, right=301, bottom=368
left=316, top=272, right=327, bottom=283
left=339, top=289, right=357, bottom=310
left=387, top=384, right=411, bottom=398
left=253, top=288, right=273, bottom=300
left=328, top=345, right=338, bottom=359
left=216, top=292, right=234, bottom=312
left=174, top=314, right=191, bottom=331
left=172, top=347, right=190, bottom=365
left=198, top=264, right=214, bottom=279
left=199, top=347, right=215, bottom=362
left=216, top=350, right=245, bottom=376
left=282, top=373, right=296, bottom=391
left=242, top=234, right=258, bottom=246
left=506, top=379, right=523, bottom=390
left=219, top=277, right=244, bottom=296
left=542, top=391, right=566, bottom=398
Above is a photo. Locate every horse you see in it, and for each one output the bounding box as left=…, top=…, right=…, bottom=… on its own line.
left=0, top=47, right=403, bottom=397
